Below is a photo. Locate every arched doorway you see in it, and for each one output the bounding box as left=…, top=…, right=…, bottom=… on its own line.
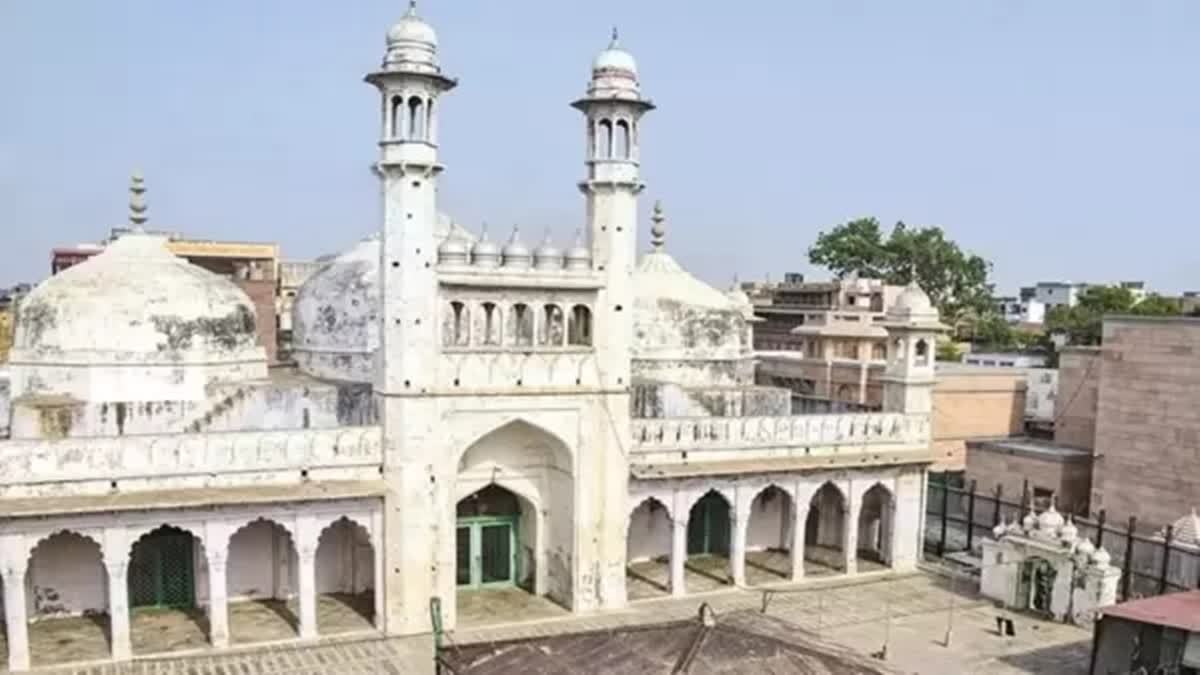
left=127, top=525, right=208, bottom=655
left=856, top=484, right=895, bottom=571
left=1017, top=557, right=1057, bottom=615
left=455, top=419, right=574, bottom=625
left=625, top=498, right=672, bottom=599
left=226, top=519, right=298, bottom=644
left=456, top=485, right=527, bottom=590
left=25, top=531, right=109, bottom=667
left=686, top=491, right=732, bottom=589
left=805, top=483, right=847, bottom=575
left=315, top=518, right=375, bottom=635
left=744, top=485, right=795, bottom=585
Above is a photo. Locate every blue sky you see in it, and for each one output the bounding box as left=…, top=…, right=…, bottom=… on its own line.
left=2, top=1, right=1198, bottom=294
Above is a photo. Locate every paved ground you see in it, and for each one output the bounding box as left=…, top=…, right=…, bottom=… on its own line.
left=1, top=570, right=1091, bottom=674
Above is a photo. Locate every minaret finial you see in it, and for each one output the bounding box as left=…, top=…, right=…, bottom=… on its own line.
left=128, top=170, right=148, bottom=231
left=610, top=26, right=619, bottom=46
left=407, top=0, right=418, bottom=14
left=650, top=200, right=666, bottom=251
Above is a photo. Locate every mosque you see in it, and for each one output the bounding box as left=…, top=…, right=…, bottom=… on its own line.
left=0, top=4, right=944, bottom=672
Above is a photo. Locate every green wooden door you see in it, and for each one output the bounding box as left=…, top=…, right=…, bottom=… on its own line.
left=128, top=527, right=195, bottom=609
left=687, top=493, right=731, bottom=556
left=455, top=517, right=518, bottom=588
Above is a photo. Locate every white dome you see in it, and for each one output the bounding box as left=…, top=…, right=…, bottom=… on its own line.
left=892, top=282, right=934, bottom=316
left=382, top=1, right=439, bottom=72
left=291, top=235, right=381, bottom=383
left=533, top=232, right=564, bottom=271
left=1037, top=504, right=1065, bottom=533
left=1075, top=539, right=1096, bottom=559
left=501, top=227, right=531, bottom=268
left=1090, top=547, right=1112, bottom=568
left=594, top=45, right=637, bottom=76
left=1060, top=516, right=1078, bottom=542
left=12, top=232, right=264, bottom=367
left=1167, top=509, right=1200, bottom=548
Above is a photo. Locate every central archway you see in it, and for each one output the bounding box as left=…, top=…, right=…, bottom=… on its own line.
left=455, top=419, right=574, bottom=626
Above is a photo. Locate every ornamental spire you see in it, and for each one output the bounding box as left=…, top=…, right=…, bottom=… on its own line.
left=406, top=0, right=418, bottom=15
left=610, top=26, right=620, bottom=47
left=650, top=200, right=666, bottom=251
left=128, top=171, right=148, bottom=230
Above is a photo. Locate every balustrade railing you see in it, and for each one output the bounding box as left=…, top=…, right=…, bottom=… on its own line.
left=630, top=413, right=929, bottom=451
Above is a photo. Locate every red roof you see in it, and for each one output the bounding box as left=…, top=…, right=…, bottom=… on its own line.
left=1100, top=591, right=1200, bottom=632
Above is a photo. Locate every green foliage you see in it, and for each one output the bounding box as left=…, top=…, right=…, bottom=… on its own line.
left=1044, top=287, right=1180, bottom=347
left=935, top=339, right=963, bottom=362
left=807, top=217, right=994, bottom=325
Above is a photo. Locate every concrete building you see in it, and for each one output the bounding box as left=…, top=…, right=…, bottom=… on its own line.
left=994, top=295, right=1046, bottom=325
left=0, top=10, right=945, bottom=673
left=753, top=276, right=901, bottom=406
left=1057, top=317, right=1200, bottom=530
left=962, top=352, right=1047, bottom=368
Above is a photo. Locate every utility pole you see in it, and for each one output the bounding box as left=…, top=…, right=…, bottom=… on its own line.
left=943, top=571, right=956, bottom=647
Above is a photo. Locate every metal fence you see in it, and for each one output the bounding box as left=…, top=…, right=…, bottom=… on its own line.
left=924, top=479, right=1200, bottom=602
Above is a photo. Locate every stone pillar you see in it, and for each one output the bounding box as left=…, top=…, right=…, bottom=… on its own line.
left=791, top=502, right=808, bottom=582
left=206, top=549, right=230, bottom=648
left=670, top=516, right=687, bottom=597
left=371, top=508, right=385, bottom=630
left=106, top=558, right=132, bottom=661
left=2, top=561, right=30, bottom=672
left=103, top=528, right=132, bottom=662
left=297, top=515, right=319, bottom=640
left=843, top=502, right=859, bottom=575
left=730, top=513, right=747, bottom=587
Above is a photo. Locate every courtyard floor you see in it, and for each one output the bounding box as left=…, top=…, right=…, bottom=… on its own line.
left=0, top=593, right=375, bottom=669
left=0, top=569, right=1092, bottom=674
left=626, top=546, right=887, bottom=600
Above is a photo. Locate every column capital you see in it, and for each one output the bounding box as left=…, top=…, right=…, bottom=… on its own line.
left=205, top=548, right=229, bottom=569
left=104, top=556, right=129, bottom=579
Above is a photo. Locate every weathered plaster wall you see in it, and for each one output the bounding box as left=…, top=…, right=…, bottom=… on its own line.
left=931, top=368, right=1027, bottom=472
left=25, top=534, right=106, bottom=618
left=630, top=382, right=790, bottom=418
left=0, top=370, right=10, bottom=437
left=632, top=297, right=754, bottom=387
left=291, top=239, right=379, bottom=384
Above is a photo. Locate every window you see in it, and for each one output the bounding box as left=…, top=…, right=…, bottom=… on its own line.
left=914, top=339, right=929, bottom=366
left=871, top=342, right=887, bottom=361
left=541, top=304, right=564, bottom=346
left=511, top=303, right=534, bottom=346
left=568, top=305, right=592, bottom=346
left=597, top=119, right=613, bottom=159
left=390, top=95, right=405, bottom=139
left=408, top=96, right=426, bottom=140
left=836, top=340, right=858, bottom=360
left=450, top=301, right=469, bottom=345
left=615, top=119, right=631, bottom=159
left=482, top=302, right=501, bottom=345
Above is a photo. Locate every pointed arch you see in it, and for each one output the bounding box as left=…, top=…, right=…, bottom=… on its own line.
left=857, top=482, right=896, bottom=568
left=315, top=516, right=376, bottom=632
left=806, top=481, right=848, bottom=572
left=597, top=119, right=613, bottom=159
left=744, top=484, right=796, bottom=585
left=456, top=418, right=574, bottom=474
left=615, top=119, right=631, bottom=159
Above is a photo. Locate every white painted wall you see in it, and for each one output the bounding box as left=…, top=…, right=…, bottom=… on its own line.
left=626, top=500, right=671, bottom=562
left=26, top=533, right=106, bottom=618
left=746, top=489, right=789, bottom=551
left=315, top=519, right=373, bottom=595
left=227, top=521, right=297, bottom=601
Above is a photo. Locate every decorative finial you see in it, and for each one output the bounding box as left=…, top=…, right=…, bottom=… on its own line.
left=128, top=170, right=148, bottom=231
left=508, top=224, right=521, bottom=243
left=407, top=0, right=418, bottom=15
left=650, top=200, right=666, bottom=251
left=479, top=222, right=490, bottom=241
left=731, top=273, right=740, bottom=291
left=541, top=227, right=553, bottom=246
left=610, top=26, right=620, bottom=47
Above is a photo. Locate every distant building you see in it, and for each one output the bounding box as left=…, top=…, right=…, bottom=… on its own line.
left=1033, top=281, right=1087, bottom=310
left=962, top=352, right=1047, bottom=369
left=993, top=295, right=1046, bottom=324
left=753, top=274, right=901, bottom=406
left=1024, top=367, right=1057, bottom=436
left=276, top=260, right=328, bottom=362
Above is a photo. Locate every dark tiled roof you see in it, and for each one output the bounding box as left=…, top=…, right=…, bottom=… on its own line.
left=439, top=607, right=900, bottom=675
left=1100, top=590, right=1200, bottom=633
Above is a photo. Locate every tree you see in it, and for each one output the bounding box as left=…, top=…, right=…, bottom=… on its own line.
left=807, top=218, right=994, bottom=325
left=1045, top=287, right=1180, bottom=347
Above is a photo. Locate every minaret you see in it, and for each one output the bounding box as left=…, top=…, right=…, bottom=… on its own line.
left=572, top=28, right=654, bottom=388
left=880, top=281, right=947, bottom=415
left=364, top=1, right=456, bottom=636
left=128, top=171, right=148, bottom=230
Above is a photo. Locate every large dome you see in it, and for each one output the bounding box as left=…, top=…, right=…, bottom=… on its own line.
left=12, top=232, right=265, bottom=367
left=292, top=215, right=471, bottom=383
left=291, top=235, right=382, bottom=383
left=631, top=204, right=753, bottom=386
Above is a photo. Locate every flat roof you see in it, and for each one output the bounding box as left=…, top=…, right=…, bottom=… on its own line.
left=0, top=480, right=385, bottom=518
left=967, top=438, right=1091, bottom=461
left=1100, top=591, right=1200, bottom=633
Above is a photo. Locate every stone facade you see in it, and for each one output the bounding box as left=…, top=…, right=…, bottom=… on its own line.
left=1089, top=317, right=1200, bottom=527
left=1054, top=347, right=1101, bottom=450
left=965, top=439, right=1092, bottom=514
